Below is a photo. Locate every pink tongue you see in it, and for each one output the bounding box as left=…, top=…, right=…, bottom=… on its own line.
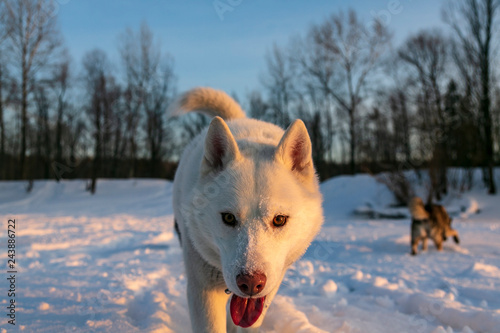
left=230, top=294, right=266, bottom=328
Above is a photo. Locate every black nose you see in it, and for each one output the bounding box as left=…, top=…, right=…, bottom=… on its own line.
left=236, top=272, right=267, bottom=296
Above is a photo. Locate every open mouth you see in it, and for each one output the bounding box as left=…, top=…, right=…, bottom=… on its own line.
left=230, top=294, right=266, bottom=328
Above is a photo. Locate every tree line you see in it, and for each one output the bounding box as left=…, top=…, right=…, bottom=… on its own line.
left=247, top=0, right=499, bottom=199
left=0, top=0, right=498, bottom=198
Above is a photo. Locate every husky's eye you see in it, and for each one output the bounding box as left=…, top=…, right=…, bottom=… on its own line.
left=273, top=215, right=287, bottom=227
left=221, top=213, right=237, bottom=226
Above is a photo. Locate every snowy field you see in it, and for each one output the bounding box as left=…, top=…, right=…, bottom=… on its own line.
left=0, top=172, right=499, bottom=333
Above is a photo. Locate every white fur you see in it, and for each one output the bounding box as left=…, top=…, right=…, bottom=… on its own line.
left=167, top=87, right=246, bottom=120
left=171, top=88, right=324, bottom=333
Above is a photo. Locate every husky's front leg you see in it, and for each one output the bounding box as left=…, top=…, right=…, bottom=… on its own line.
left=184, top=238, right=229, bottom=333
left=187, top=283, right=228, bottom=333
left=422, top=237, right=428, bottom=251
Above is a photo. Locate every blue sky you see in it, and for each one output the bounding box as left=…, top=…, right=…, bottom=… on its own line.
left=57, top=0, right=447, bottom=100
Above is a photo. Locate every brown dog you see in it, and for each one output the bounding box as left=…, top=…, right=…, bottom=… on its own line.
left=409, top=197, right=460, bottom=255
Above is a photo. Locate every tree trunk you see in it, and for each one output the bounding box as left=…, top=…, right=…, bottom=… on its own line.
left=20, top=62, right=28, bottom=180
left=91, top=97, right=102, bottom=195
left=55, top=92, right=64, bottom=176
left=482, top=82, right=496, bottom=194
left=150, top=139, right=156, bottom=178
left=91, top=137, right=100, bottom=194
left=111, top=125, right=121, bottom=177
left=36, top=100, right=43, bottom=180
left=130, top=137, right=137, bottom=178
left=0, top=66, right=5, bottom=179
left=482, top=61, right=495, bottom=194
left=399, top=92, right=411, bottom=164
left=43, top=105, right=51, bottom=179
left=481, top=0, right=496, bottom=195
left=349, top=108, right=356, bottom=174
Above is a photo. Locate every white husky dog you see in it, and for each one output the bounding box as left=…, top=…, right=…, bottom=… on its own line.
left=168, top=88, right=323, bottom=332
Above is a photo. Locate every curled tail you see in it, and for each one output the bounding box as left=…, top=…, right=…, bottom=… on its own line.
left=167, top=87, right=246, bottom=120
left=409, top=197, right=429, bottom=220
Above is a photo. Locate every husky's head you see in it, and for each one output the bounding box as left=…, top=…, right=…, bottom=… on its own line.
left=185, top=116, right=323, bottom=301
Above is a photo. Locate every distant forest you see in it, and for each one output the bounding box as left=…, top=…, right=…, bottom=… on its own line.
left=0, top=0, right=499, bottom=199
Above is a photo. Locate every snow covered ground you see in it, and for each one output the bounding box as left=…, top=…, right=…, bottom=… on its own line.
left=0, top=172, right=499, bottom=333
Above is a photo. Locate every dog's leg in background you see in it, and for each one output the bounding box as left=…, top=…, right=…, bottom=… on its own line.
left=410, top=220, right=421, bottom=255
left=422, top=237, right=428, bottom=251
left=184, top=238, right=229, bottom=333
left=410, top=222, right=422, bottom=255
left=411, top=237, right=421, bottom=255
left=433, top=235, right=443, bottom=251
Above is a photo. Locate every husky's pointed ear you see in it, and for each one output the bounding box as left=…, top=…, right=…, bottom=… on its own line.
left=202, top=116, right=240, bottom=174
left=275, top=119, right=315, bottom=180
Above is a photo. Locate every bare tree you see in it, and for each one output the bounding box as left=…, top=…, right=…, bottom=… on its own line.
left=258, top=41, right=338, bottom=169
left=119, top=22, right=176, bottom=177
left=119, top=26, right=146, bottom=177
left=34, top=84, right=50, bottom=178
left=0, top=63, right=7, bottom=178
left=82, top=49, right=116, bottom=194
left=297, top=9, right=392, bottom=174
left=398, top=30, right=449, bottom=127
left=0, top=61, right=11, bottom=179
left=359, top=106, right=394, bottom=164
left=0, top=1, right=11, bottom=178
left=388, top=89, right=411, bottom=163
left=2, top=0, right=61, bottom=179
left=52, top=51, right=70, bottom=169
left=65, top=107, right=85, bottom=168
left=247, top=90, right=268, bottom=119
left=444, top=0, right=499, bottom=194
left=398, top=30, right=450, bottom=200
left=260, top=43, right=295, bottom=127
left=0, top=1, right=8, bottom=40
left=145, top=59, right=175, bottom=177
